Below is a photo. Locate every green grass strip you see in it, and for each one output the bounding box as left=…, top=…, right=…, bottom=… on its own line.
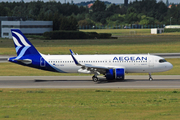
left=1, top=35, right=180, bottom=55
left=0, top=89, right=180, bottom=119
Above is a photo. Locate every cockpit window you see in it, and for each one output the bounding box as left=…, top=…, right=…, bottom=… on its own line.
left=159, top=59, right=167, bottom=63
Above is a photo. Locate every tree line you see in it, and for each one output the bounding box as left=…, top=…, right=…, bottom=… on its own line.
left=0, top=0, right=180, bottom=31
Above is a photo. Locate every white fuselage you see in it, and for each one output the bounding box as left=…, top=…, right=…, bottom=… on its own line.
left=42, top=54, right=173, bottom=74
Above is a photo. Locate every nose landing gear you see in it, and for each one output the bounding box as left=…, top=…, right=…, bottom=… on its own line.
left=149, top=73, right=153, bottom=81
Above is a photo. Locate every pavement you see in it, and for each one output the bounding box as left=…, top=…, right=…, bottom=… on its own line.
left=0, top=75, right=180, bottom=89
left=0, top=55, right=14, bottom=63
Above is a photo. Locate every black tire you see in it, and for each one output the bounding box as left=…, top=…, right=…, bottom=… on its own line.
left=149, top=77, right=153, bottom=81
left=93, top=77, right=98, bottom=82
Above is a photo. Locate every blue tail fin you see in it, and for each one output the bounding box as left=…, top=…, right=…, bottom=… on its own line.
left=11, top=29, right=40, bottom=58
left=9, top=29, right=66, bottom=73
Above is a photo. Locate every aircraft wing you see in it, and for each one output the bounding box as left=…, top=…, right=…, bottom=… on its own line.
left=85, top=64, right=110, bottom=69
left=70, top=49, right=116, bottom=74
left=70, top=49, right=82, bottom=66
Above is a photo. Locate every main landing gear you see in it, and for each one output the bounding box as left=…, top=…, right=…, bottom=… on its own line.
left=92, top=75, right=99, bottom=82
left=149, top=73, right=153, bottom=81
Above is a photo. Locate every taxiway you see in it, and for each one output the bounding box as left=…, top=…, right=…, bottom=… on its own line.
left=0, top=76, right=180, bottom=89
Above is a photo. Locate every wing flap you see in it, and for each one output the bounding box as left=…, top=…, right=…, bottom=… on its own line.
left=85, top=64, right=111, bottom=70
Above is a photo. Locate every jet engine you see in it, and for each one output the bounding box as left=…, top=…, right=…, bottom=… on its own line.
left=105, top=68, right=125, bottom=80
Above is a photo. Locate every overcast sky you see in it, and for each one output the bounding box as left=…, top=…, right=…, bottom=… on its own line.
left=1, top=0, right=179, bottom=4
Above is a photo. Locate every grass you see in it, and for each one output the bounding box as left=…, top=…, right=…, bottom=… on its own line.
left=81, top=29, right=180, bottom=36
left=0, top=58, right=179, bottom=76
left=1, top=35, right=180, bottom=55
left=81, top=29, right=152, bottom=36
left=0, top=29, right=180, bottom=55
left=0, top=89, right=180, bottom=120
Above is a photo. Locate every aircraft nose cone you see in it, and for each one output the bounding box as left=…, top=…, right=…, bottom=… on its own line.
left=166, top=62, right=173, bottom=70
left=170, top=63, right=173, bottom=69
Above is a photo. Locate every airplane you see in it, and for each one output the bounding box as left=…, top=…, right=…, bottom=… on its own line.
left=8, top=29, right=173, bottom=82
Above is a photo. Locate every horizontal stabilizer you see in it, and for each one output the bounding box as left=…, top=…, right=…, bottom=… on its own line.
left=12, top=59, right=32, bottom=64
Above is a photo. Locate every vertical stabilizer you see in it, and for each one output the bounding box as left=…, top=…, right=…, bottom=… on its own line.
left=11, top=29, right=40, bottom=58
left=9, top=29, right=65, bottom=73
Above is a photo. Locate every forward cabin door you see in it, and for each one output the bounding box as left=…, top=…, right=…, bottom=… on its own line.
left=148, top=56, right=154, bottom=71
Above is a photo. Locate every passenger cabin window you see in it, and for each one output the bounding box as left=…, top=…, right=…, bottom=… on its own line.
left=159, top=59, right=167, bottom=63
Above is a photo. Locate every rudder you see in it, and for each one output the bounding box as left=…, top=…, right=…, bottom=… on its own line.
left=11, top=29, right=40, bottom=58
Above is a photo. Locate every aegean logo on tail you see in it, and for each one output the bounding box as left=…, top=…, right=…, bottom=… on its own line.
left=12, top=31, right=31, bottom=59
left=12, top=31, right=31, bottom=46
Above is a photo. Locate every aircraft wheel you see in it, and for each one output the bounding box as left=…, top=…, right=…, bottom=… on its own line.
left=149, top=77, right=153, bottom=81
left=92, top=77, right=99, bottom=82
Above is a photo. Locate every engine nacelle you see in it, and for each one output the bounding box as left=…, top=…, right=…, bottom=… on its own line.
left=105, top=68, right=125, bottom=80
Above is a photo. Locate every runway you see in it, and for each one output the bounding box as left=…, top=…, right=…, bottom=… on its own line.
left=0, top=55, right=13, bottom=63
left=0, top=75, right=180, bottom=89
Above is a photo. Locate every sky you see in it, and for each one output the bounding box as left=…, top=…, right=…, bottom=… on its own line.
left=1, top=0, right=180, bottom=4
